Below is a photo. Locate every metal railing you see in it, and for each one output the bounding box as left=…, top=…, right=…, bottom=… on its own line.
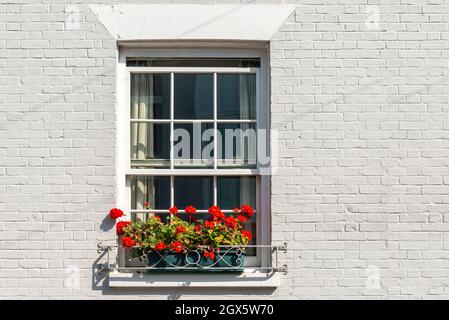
left=97, top=242, right=288, bottom=274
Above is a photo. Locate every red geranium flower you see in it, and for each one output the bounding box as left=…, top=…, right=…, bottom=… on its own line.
left=233, top=207, right=240, bottom=213
left=204, top=250, right=215, bottom=261
left=204, top=220, right=215, bottom=229
left=237, top=215, right=247, bottom=224
left=185, top=205, right=197, bottom=215
left=121, top=236, right=135, bottom=248
left=170, top=241, right=184, bottom=253
left=194, top=224, right=202, bottom=232
left=144, top=201, right=151, bottom=209
left=116, top=221, right=131, bottom=235
left=175, top=226, right=186, bottom=234
left=225, top=216, right=237, bottom=229
left=241, top=230, right=252, bottom=241
left=208, top=205, right=221, bottom=215
left=154, top=242, right=166, bottom=251
left=152, top=215, right=161, bottom=222
left=169, top=206, right=178, bottom=215
left=241, top=205, right=254, bottom=218
left=208, top=205, right=225, bottom=221
left=109, top=208, right=124, bottom=220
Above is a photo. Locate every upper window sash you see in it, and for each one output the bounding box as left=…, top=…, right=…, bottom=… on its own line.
left=127, top=66, right=261, bottom=173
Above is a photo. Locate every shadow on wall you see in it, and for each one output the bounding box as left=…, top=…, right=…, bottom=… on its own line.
left=99, top=215, right=115, bottom=232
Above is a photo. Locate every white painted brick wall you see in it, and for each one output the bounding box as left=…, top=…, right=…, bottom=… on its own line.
left=1, top=0, right=449, bottom=299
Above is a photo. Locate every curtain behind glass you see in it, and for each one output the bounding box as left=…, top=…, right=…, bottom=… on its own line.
left=217, top=73, right=255, bottom=119
left=239, top=74, right=256, bottom=119
left=131, top=74, right=154, bottom=218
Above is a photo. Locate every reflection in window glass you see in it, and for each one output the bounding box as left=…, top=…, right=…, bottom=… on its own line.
left=173, top=123, right=214, bottom=168
left=130, top=176, right=170, bottom=221
left=217, top=176, right=256, bottom=209
left=217, top=123, right=257, bottom=168
left=174, top=74, right=213, bottom=119
left=131, top=73, right=170, bottom=119
left=217, top=176, right=257, bottom=255
left=174, top=177, right=213, bottom=210
left=217, top=74, right=256, bottom=120
left=130, top=123, right=170, bottom=168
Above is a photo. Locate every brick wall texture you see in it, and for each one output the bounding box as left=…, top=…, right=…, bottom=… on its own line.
left=1, top=0, right=449, bottom=299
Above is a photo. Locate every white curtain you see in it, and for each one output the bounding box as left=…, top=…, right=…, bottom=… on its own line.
left=131, top=74, right=155, bottom=220
left=239, top=74, right=256, bottom=167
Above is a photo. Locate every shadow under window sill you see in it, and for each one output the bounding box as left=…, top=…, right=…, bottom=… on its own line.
left=108, top=269, right=280, bottom=288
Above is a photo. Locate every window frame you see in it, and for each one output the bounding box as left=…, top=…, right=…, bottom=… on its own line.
left=117, top=47, right=271, bottom=268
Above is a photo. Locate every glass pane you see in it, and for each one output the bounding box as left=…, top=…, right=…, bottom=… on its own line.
left=131, top=212, right=170, bottom=223
left=217, top=74, right=256, bottom=120
left=174, top=177, right=213, bottom=210
left=130, top=176, right=170, bottom=210
left=130, top=123, right=170, bottom=168
left=217, top=176, right=256, bottom=209
left=174, top=74, right=213, bottom=119
left=217, top=123, right=257, bottom=168
left=217, top=176, right=257, bottom=256
left=174, top=123, right=214, bottom=168
left=131, top=73, right=170, bottom=119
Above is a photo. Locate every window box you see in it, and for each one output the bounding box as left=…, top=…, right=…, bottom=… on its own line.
left=143, top=249, right=245, bottom=272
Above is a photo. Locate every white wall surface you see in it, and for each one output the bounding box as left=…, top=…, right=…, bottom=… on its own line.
left=1, top=0, right=449, bottom=299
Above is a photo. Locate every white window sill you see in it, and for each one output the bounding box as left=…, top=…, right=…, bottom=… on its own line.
left=108, top=269, right=280, bottom=288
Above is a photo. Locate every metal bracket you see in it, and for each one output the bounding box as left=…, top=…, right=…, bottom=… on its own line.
left=275, top=242, right=287, bottom=252
left=97, top=242, right=113, bottom=273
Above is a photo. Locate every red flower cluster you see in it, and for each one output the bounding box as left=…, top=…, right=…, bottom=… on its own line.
left=121, top=236, right=135, bottom=248
left=237, top=215, right=247, bottom=224
left=109, top=208, right=124, bottom=220
left=225, top=216, right=237, bottom=229
left=240, top=205, right=254, bottom=218
left=208, top=205, right=225, bottom=222
left=204, top=220, right=215, bottom=229
left=175, top=226, right=186, bottom=234
left=169, top=206, right=179, bottom=217
left=194, top=224, right=202, bottom=233
left=185, top=205, right=196, bottom=215
left=154, top=242, right=166, bottom=251
left=153, top=215, right=161, bottom=222
left=241, top=230, right=252, bottom=241
left=116, top=221, right=131, bottom=235
left=170, top=241, right=184, bottom=253
left=204, top=250, right=215, bottom=261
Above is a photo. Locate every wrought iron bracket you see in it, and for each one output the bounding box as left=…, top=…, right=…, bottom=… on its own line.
left=97, top=242, right=113, bottom=273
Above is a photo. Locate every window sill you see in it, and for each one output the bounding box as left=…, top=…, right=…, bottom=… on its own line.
left=108, top=269, right=280, bottom=288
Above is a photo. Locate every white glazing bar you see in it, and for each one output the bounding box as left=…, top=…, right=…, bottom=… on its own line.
left=170, top=72, right=174, bottom=170
left=170, top=175, right=174, bottom=208
left=213, top=72, right=218, bottom=170
left=213, top=176, right=217, bottom=206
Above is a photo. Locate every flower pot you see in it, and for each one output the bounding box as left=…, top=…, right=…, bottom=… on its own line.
left=144, top=249, right=245, bottom=272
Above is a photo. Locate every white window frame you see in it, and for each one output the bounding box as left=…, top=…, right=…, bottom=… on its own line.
left=117, top=46, right=271, bottom=268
